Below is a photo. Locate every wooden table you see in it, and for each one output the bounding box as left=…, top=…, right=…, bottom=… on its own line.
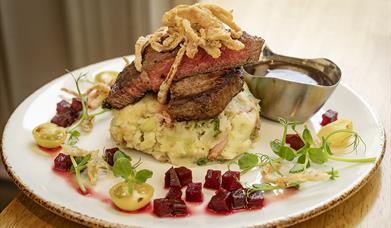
left=1, top=0, right=390, bottom=227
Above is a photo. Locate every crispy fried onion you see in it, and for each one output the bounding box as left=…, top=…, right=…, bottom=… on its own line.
left=62, top=145, right=92, bottom=157
left=263, top=169, right=329, bottom=187
left=87, top=151, right=109, bottom=185
left=134, top=3, right=244, bottom=104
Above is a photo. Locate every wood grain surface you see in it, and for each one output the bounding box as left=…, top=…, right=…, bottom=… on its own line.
left=0, top=0, right=390, bottom=227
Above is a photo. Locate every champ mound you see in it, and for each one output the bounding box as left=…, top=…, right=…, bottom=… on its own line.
left=110, top=85, right=260, bottom=164
left=106, top=3, right=264, bottom=164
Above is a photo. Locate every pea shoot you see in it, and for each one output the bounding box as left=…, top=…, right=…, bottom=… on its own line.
left=70, top=154, right=91, bottom=193
left=65, top=71, right=110, bottom=145
left=231, top=153, right=280, bottom=175
left=112, top=151, right=153, bottom=193
left=269, top=118, right=376, bottom=174
left=231, top=118, right=375, bottom=184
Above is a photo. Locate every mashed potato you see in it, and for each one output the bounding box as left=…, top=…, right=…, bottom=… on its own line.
left=110, top=85, right=260, bottom=165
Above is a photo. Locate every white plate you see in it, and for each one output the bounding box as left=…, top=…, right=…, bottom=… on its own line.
left=1, top=57, right=385, bottom=227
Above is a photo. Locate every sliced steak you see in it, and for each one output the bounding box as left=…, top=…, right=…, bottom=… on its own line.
left=167, top=68, right=244, bottom=121
left=143, top=32, right=264, bottom=91
left=103, top=64, right=150, bottom=109
left=104, top=32, right=263, bottom=109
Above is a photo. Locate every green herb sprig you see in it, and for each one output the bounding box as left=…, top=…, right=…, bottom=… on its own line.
left=269, top=118, right=376, bottom=174
left=112, top=151, right=153, bottom=193
left=232, top=153, right=279, bottom=175
left=65, top=71, right=110, bottom=145
left=70, top=154, right=91, bottom=193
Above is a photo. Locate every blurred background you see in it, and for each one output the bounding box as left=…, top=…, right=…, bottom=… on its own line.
left=0, top=0, right=195, bottom=210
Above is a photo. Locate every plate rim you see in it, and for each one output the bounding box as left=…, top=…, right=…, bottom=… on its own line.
left=0, top=58, right=386, bottom=228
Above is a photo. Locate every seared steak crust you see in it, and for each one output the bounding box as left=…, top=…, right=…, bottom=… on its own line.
left=103, top=64, right=150, bottom=109
left=167, top=68, right=244, bottom=121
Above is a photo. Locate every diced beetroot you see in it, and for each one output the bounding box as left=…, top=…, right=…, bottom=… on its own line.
left=54, top=153, right=72, bottom=171
left=51, top=113, right=77, bottom=128
left=166, top=187, right=182, bottom=200
left=286, top=134, right=305, bottom=150
left=71, top=98, right=83, bottom=112
left=246, top=190, right=264, bottom=209
left=56, top=100, right=72, bottom=114
left=231, top=188, right=247, bottom=209
left=204, top=169, right=221, bottom=190
left=153, top=199, right=171, bottom=217
left=207, top=191, right=232, bottom=213
left=153, top=198, right=188, bottom=217
left=222, top=171, right=242, bottom=191
left=52, top=99, right=81, bottom=127
left=320, top=109, right=338, bottom=126
left=103, top=147, right=119, bottom=166
left=175, top=166, right=192, bottom=187
left=186, top=183, right=203, bottom=202
left=171, top=199, right=188, bottom=215
left=165, top=167, right=181, bottom=188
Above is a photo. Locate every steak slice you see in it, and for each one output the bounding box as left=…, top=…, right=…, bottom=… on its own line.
left=103, top=32, right=264, bottom=109
left=167, top=68, right=244, bottom=121
left=143, top=32, right=264, bottom=91
left=103, top=63, right=150, bottom=109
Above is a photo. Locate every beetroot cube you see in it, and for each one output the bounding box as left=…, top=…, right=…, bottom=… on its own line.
left=56, top=100, right=72, bottom=114
left=103, top=147, right=119, bottom=166
left=53, top=153, right=72, bottom=171
left=153, top=199, right=171, bottom=217
left=164, top=167, right=181, bottom=188
left=320, top=109, right=338, bottom=126
left=153, top=198, right=188, bottom=217
left=286, top=134, right=305, bottom=150
left=247, top=190, right=264, bottom=209
left=166, top=187, right=182, bottom=200
left=204, top=169, right=221, bottom=190
left=51, top=113, right=77, bottom=127
left=207, top=191, right=232, bottom=213
left=231, top=188, right=247, bottom=209
left=70, top=98, right=82, bottom=113
left=222, top=171, right=242, bottom=191
left=171, top=199, right=188, bottom=215
left=175, top=166, right=192, bottom=187
left=186, top=183, right=203, bottom=202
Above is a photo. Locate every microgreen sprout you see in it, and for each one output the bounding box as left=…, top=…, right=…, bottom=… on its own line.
left=236, top=118, right=375, bottom=188
left=112, top=151, right=153, bottom=193
left=64, top=71, right=110, bottom=145
left=268, top=118, right=376, bottom=174
left=70, top=154, right=91, bottom=193
left=230, top=153, right=281, bottom=175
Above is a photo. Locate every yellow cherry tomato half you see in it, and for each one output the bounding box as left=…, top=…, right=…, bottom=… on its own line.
left=32, top=123, right=67, bottom=148
left=317, top=119, right=353, bottom=147
left=109, top=181, right=154, bottom=211
left=95, top=71, right=118, bottom=85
